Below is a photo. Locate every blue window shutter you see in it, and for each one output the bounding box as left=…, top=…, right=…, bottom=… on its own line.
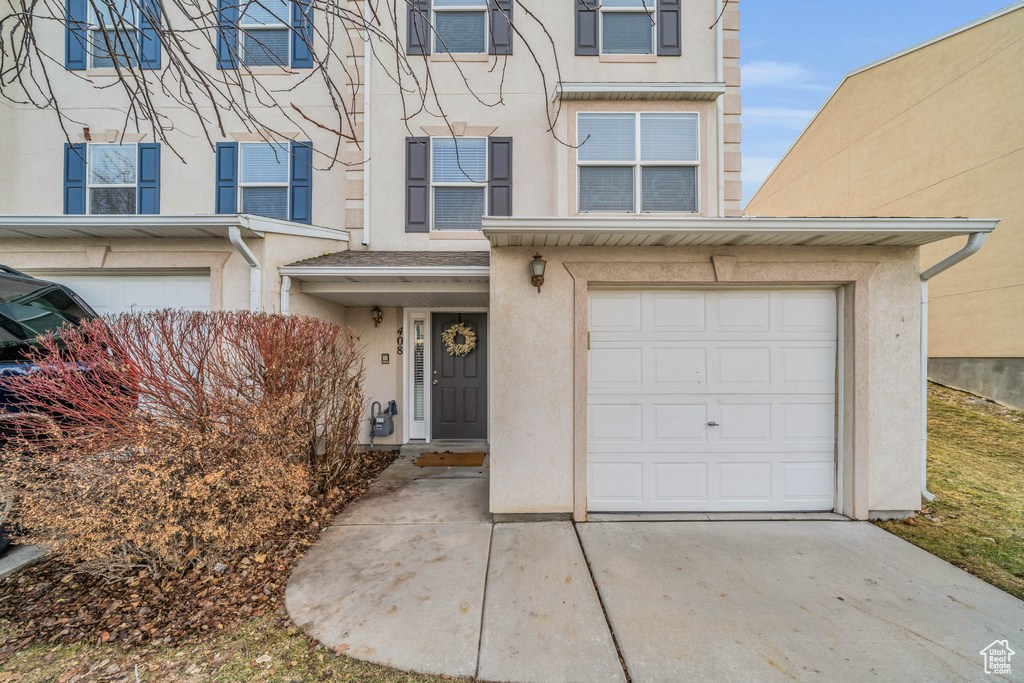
left=65, top=0, right=88, bottom=70
left=137, top=143, right=161, bottom=214
left=289, top=141, right=313, bottom=224
left=215, top=142, right=238, bottom=213
left=139, top=0, right=162, bottom=69
left=407, top=0, right=431, bottom=56
left=291, top=0, right=313, bottom=68
left=64, top=143, right=87, bottom=215
left=216, top=0, right=238, bottom=70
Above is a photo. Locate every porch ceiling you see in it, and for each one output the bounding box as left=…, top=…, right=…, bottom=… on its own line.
left=281, top=251, right=489, bottom=308
left=0, top=214, right=348, bottom=241
left=481, top=217, right=999, bottom=248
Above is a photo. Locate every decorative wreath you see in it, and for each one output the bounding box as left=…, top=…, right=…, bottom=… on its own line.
left=441, top=322, right=477, bottom=357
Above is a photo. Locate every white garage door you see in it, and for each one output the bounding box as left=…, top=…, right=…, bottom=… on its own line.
left=40, top=273, right=211, bottom=315
left=587, top=289, right=837, bottom=512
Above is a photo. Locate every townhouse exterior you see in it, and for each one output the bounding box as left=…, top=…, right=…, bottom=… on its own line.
left=746, top=1, right=1024, bottom=409
left=0, top=0, right=998, bottom=521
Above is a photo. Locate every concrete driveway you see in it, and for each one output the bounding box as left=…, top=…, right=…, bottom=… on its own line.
left=287, top=456, right=1024, bottom=682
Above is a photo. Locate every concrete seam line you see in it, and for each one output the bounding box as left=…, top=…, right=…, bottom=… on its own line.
left=474, top=523, right=495, bottom=679
left=573, top=522, right=632, bottom=683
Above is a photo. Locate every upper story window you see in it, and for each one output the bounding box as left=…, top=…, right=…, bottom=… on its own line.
left=405, top=135, right=512, bottom=233
left=215, top=0, right=313, bottom=70
left=239, top=0, right=290, bottom=67
left=406, top=0, right=513, bottom=56
left=432, top=138, right=488, bottom=230
left=434, top=0, right=488, bottom=54
left=600, top=0, right=654, bottom=55
left=577, top=112, right=698, bottom=213
left=88, top=0, right=138, bottom=68
left=574, top=0, right=681, bottom=58
left=63, top=142, right=161, bottom=215
left=88, top=144, right=138, bottom=214
left=214, top=141, right=313, bottom=224
left=240, top=142, right=290, bottom=220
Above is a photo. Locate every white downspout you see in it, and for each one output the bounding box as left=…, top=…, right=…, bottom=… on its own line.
left=361, top=0, right=372, bottom=247
left=229, top=225, right=262, bottom=312
left=280, top=275, right=292, bottom=315
left=918, top=232, right=987, bottom=501
left=715, top=0, right=725, bottom=217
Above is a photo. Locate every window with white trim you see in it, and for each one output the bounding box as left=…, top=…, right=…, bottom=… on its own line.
left=431, top=137, right=487, bottom=230
left=577, top=112, right=698, bottom=213
left=239, top=0, right=291, bottom=66
left=89, top=0, right=139, bottom=68
left=239, top=142, right=290, bottom=220
left=600, top=0, right=655, bottom=55
left=87, top=143, right=138, bottom=214
left=433, top=0, right=488, bottom=54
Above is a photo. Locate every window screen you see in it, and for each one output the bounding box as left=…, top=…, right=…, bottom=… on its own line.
left=239, top=142, right=290, bottom=220
left=600, top=0, right=654, bottom=55
left=434, top=0, right=487, bottom=54
left=240, top=0, right=290, bottom=66
left=88, top=144, right=137, bottom=215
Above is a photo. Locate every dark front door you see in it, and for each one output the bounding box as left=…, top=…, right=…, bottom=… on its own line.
left=432, top=313, right=487, bottom=440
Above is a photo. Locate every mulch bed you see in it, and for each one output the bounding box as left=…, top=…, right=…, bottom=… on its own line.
left=0, top=450, right=399, bottom=661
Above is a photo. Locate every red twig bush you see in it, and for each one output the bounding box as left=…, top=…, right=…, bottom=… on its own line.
left=0, top=311, right=365, bottom=577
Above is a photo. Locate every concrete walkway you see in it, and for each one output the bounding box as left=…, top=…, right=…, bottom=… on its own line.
left=287, top=456, right=1024, bottom=682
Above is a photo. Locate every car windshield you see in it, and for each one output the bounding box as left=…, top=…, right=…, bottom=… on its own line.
left=0, top=278, right=93, bottom=355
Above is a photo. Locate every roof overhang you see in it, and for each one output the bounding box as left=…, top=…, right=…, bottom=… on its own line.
left=0, top=214, right=349, bottom=241
left=482, top=217, right=999, bottom=249
left=279, top=264, right=490, bottom=308
left=555, top=82, right=727, bottom=101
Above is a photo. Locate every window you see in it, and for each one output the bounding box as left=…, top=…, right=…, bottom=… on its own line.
left=239, top=142, right=290, bottom=220
left=89, top=0, right=138, bottom=68
left=87, top=144, right=138, bottom=214
left=577, top=112, right=698, bottom=213
left=239, top=0, right=290, bottom=66
left=433, top=0, right=487, bottom=54
left=601, top=0, right=655, bottom=55
left=431, top=138, right=487, bottom=230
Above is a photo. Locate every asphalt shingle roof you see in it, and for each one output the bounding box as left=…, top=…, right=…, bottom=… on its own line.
left=288, top=251, right=490, bottom=268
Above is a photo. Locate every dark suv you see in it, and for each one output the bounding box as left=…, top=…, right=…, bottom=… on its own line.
left=0, top=266, right=99, bottom=556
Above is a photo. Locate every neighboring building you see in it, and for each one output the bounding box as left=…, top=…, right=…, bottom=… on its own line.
left=0, top=0, right=997, bottom=520
left=746, top=2, right=1024, bottom=408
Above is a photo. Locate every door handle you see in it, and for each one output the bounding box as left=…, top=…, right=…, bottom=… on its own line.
left=707, top=421, right=719, bottom=427
left=433, top=379, right=439, bottom=385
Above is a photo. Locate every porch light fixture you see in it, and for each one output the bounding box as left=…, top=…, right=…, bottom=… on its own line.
left=372, top=307, right=383, bottom=327
left=530, top=253, right=546, bottom=293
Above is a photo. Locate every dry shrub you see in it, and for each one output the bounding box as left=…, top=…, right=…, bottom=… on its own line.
left=0, top=311, right=365, bottom=576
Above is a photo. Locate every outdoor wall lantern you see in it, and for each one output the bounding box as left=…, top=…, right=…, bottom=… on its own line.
left=372, top=307, right=383, bottom=327
left=530, top=253, right=547, bottom=293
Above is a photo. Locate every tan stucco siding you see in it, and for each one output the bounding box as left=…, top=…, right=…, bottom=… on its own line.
left=746, top=7, right=1024, bottom=358
left=488, top=245, right=922, bottom=517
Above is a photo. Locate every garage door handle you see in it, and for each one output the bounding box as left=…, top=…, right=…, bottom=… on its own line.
left=707, top=421, right=719, bottom=427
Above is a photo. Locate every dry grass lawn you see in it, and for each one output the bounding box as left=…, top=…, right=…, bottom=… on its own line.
left=876, top=383, right=1024, bottom=601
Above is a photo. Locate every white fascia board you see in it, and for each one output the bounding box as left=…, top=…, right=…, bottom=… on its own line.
left=0, top=214, right=348, bottom=241
left=278, top=265, right=490, bottom=280
left=482, top=216, right=999, bottom=235
left=301, top=281, right=490, bottom=294
left=746, top=2, right=1024, bottom=210
left=556, top=82, right=727, bottom=100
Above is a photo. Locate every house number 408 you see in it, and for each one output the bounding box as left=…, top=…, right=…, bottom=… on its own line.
left=396, top=327, right=404, bottom=356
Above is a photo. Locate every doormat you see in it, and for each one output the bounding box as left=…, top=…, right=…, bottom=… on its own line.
left=415, top=452, right=486, bottom=467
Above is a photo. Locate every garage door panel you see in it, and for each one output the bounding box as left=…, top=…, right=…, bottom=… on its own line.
left=588, top=288, right=837, bottom=512
left=652, top=348, right=706, bottom=386
left=42, top=273, right=211, bottom=314
left=588, top=404, right=643, bottom=443
left=716, top=292, right=771, bottom=332
left=589, top=347, right=643, bottom=386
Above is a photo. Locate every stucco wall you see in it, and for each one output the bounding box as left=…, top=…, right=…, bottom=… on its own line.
left=745, top=7, right=1024, bottom=359
left=488, top=245, right=922, bottom=517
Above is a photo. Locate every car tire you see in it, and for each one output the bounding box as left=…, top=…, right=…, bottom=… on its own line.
left=0, top=527, right=9, bottom=557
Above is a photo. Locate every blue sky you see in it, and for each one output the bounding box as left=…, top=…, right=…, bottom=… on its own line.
left=740, top=1, right=1013, bottom=205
